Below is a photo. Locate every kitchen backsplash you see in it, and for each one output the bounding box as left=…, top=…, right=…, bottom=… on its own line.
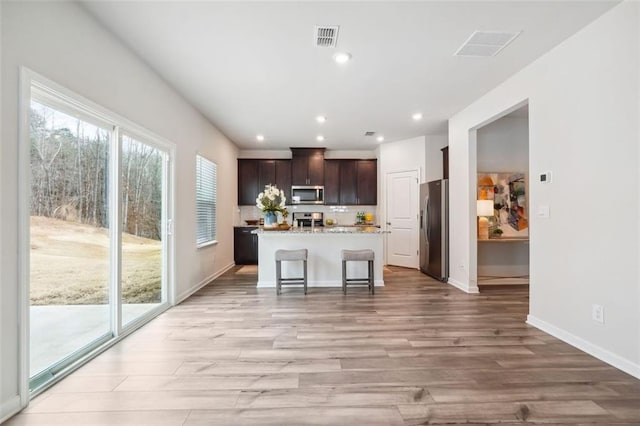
left=237, top=205, right=378, bottom=226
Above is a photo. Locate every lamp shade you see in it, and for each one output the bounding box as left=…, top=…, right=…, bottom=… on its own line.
left=477, top=200, right=494, bottom=217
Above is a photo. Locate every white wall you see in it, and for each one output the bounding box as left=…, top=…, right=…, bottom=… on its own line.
left=448, top=1, right=639, bottom=377
left=378, top=137, right=426, bottom=185
left=1, top=2, right=238, bottom=419
left=477, top=117, right=529, bottom=279
left=238, top=149, right=292, bottom=159
left=477, top=117, right=528, bottom=174
left=237, top=149, right=377, bottom=160
left=425, top=134, right=448, bottom=183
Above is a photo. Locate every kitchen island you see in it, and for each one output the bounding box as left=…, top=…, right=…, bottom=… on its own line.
left=253, top=227, right=385, bottom=288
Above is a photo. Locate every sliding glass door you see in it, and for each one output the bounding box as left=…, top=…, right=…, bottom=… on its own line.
left=29, top=101, right=113, bottom=385
left=28, top=83, right=172, bottom=391
left=121, top=135, right=166, bottom=326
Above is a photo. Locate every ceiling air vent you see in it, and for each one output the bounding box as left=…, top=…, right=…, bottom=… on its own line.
left=364, top=131, right=376, bottom=137
left=454, top=30, right=521, bottom=57
left=315, top=25, right=339, bottom=48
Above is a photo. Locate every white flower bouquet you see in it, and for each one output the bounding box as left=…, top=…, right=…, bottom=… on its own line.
left=256, top=184, right=287, bottom=213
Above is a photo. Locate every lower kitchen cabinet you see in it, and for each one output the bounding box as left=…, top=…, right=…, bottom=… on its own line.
left=234, top=227, right=258, bottom=265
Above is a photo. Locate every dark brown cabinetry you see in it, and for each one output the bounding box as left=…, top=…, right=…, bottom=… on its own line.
left=234, top=227, right=258, bottom=265
left=237, top=159, right=291, bottom=205
left=258, top=160, right=291, bottom=201
left=323, top=159, right=377, bottom=205
left=323, top=160, right=340, bottom=205
left=239, top=154, right=375, bottom=206
left=291, top=148, right=325, bottom=185
left=238, top=160, right=259, bottom=206
left=441, top=146, right=449, bottom=180
left=340, top=160, right=358, bottom=205
left=356, top=160, right=377, bottom=205
left=274, top=160, right=292, bottom=202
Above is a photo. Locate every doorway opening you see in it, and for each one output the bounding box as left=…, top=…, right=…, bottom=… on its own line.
left=474, top=104, right=530, bottom=291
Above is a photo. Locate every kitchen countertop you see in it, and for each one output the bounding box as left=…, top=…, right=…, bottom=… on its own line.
left=252, top=226, right=386, bottom=234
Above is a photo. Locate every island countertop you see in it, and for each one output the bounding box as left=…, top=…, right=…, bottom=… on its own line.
left=252, top=226, right=386, bottom=234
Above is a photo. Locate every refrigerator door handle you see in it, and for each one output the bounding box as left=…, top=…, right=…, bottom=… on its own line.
left=424, top=197, right=430, bottom=243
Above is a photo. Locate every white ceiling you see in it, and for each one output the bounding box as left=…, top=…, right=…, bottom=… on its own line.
left=82, top=1, right=617, bottom=150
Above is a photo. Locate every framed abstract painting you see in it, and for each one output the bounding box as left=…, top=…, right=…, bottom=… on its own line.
left=477, top=172, right=528, bottom=238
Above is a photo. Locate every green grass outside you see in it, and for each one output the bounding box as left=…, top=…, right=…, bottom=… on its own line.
left=30, top=216, right=162, bottom=305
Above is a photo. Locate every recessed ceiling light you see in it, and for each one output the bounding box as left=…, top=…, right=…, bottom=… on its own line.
left=316, top=135, right=325, bottom=142
left=316, top=116, right=327, bottom=123
left=412, top=112, right=423, bottom=121
left=376, top=136, right=385, bottom=142
left=256, top=134, right=265, bottom=141
left=333, top=52, right=352, bottom=64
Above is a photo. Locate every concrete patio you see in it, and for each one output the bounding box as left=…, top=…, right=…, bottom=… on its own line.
left=30, top=303, right=159, bottom=376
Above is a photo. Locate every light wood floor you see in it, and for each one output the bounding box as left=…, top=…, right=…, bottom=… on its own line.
left=7, top=266, right=640, bottom=425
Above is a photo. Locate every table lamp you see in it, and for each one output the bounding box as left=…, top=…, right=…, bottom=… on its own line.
left=477, top=200, right=493, bottom=240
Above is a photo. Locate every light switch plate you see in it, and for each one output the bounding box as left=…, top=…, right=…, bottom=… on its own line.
left=537, top=205, right=550, bottom=218
left=540, top=171, right=552, bottom=183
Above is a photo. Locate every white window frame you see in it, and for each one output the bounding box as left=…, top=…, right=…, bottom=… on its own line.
left=196, top=155, right=218, bottom=248
left=17, top=67, right=177, bottom=401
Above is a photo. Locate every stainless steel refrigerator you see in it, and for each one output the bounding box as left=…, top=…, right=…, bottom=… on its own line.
left=420, top=179, right=449, bottom=281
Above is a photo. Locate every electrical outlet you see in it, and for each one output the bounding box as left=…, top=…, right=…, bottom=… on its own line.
left=592, top=304, right=604, bottom=324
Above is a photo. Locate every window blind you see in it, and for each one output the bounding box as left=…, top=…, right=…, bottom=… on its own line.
left=196, top=155, right=217, bottom=246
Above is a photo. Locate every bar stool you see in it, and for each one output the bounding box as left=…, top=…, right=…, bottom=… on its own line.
left=275, top=249, right=308, bottom=295
left=341, top=249, right=374, bottom=295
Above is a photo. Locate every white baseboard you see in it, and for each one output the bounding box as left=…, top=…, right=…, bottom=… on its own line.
left=527, top=314, right=640, bottom=380
left=257, top=279, right=385, bottom=288
left=447, top=277, right=479, bottom=293
left=175, top=262, right=235, bottom=304
left=1, top=395, right=22, bottom=424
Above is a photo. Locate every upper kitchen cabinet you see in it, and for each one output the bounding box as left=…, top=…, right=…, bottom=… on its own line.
left=339, top=160, right=358, bottom=205
left=323, top=160, right=340, bottom=205
left=323, top=159, right=377, bottom=205
left=237, top=159, right=291, bottom=205
left=274, top=159, right=292, bottom=202
left=238, top=159, right=259, bottom=205
left=356, top=160, right=377, bottom=205
left=441, top=146, right=449, bottom=180
left=291, top=148, right=325, bottom=185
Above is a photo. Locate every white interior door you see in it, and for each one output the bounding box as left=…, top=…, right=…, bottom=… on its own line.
left=386, top=170, right=419, bottom=268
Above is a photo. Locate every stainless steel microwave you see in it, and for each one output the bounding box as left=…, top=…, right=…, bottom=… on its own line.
left=291, top=185, right=324, bottom=205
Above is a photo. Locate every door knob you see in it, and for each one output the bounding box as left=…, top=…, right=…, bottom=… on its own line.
left=386, top=222, right=391, bottom=226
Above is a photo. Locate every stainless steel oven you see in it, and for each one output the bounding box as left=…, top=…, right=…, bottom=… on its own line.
left=291, top=185, right=324, bottom=205
left=293, top=212, right=324, bottom=227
